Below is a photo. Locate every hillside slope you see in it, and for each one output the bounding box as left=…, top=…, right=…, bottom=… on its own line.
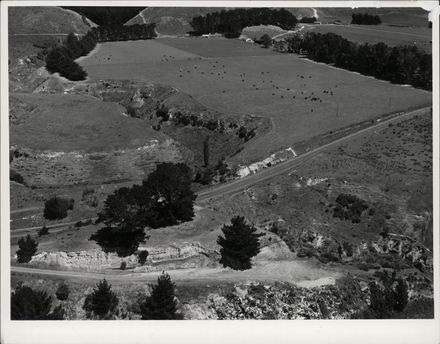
left=125, top=7, right=430, bottom=36
left=8, top=6, right=95, bottom=35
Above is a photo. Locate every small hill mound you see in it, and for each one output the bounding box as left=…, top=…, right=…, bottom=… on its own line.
left=125, top=7, right=221, bottom=35
left=241, top=25, right=287, bottom=40
left=8, top=6, right=95, bottom=35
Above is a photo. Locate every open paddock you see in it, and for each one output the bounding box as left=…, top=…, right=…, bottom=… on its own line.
left=79, top=37, right=431, bottom=164
left=301, top=24, right=432, bottom=51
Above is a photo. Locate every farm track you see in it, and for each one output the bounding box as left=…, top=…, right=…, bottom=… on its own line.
left=9, top=106, right=430, bottom=262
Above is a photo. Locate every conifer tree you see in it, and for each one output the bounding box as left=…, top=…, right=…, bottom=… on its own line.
left=83, top=279, right=119, bottom=319
left=217, top=216, right=264, bottom=270
left=140, top=272, right=180, bottom=320
left=16, top=234, right=38, bottom=263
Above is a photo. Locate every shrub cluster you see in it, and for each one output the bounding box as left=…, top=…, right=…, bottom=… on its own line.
left=354, top=271, right=409, bottom=318
left=10, top=169, right=25, bottom=185
left=351, top=13, right=382, bottom=25
left=11, top=284, right=64, bottom=320
left=333, top=193, right=369, bottom=223
left=190, top=8, right=297, bottom=38
left=16, top=234, right=38, bottom=263
left=43, top=197, right=74, bottom=220
left=169, top=111, right=256, bottom=142
left=299, top=16, right=317, bottom=23
left=285, top=32, right=431, bottom=90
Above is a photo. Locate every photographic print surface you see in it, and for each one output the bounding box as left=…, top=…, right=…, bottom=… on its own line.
left=7, top=5, right=434, bottom=321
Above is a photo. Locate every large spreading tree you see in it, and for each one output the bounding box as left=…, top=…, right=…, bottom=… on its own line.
left=91, top=163, right=196, bottom=257
left=217, top=216, right=264, bottom=270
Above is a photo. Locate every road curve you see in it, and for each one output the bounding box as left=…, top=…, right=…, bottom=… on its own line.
left=197, top=106, right=430, bottom=202
left=10, top=107, right=430, bottom=239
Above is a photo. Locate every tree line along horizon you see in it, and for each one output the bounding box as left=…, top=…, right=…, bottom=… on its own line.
left=42, top=8, right=431, bottom=90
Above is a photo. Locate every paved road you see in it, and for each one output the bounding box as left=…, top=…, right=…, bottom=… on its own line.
left=197, top=106, right=430, bottom=202
left=9, top=106, right=430, bottom=279
left=10, top=107, right=429, bottom=238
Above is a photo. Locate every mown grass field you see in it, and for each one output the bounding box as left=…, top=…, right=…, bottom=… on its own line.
left=302, top=24, right=432, bottom=52
left=79, top=37, right=432, bottom=165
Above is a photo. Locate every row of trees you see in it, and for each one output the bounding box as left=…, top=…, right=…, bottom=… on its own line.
left=351, top=13, right=382, bottom=25
left=11, top=273, right=180, bottom=320
left=285, top=32, right=432, bottom=90
left=190, top=8, right=298, bottom=38
left=45, top=23, right=156, bottom=81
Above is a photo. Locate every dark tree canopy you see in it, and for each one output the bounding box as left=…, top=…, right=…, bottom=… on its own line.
left=351, top=13, right=382, bottom=25
left=190, top=8, right=297, bottom=37
left=259, top=34, right=273, bottom=48
left=359, top=271, right=410, bottom=318
left=138, top=250, right=149, bottom=266
left=140, top=272, right=181, bottom=320
left=285, top=32, right=431, bottom=90
left=91, top=163, right=196, bottom=256
left=55, top=282, right=70, bottom=301
left=217, top=216, right=264, bottom=270
left=43, top=197, right=74, bottom=220
left=16, top=235, right=38, bottom=263
left=83, top=279, right=119, bottom=319
left=11, top=284, right=64, bottom=320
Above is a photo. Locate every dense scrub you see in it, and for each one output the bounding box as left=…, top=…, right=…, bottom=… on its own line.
left=190, top=8, right=297, bottom=38
left=351, top=13, right=382, bottom=25
left=285, top=32, right=431, bottom=90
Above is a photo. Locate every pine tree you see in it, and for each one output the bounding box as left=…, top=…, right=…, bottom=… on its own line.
left=138, top=250, right=149, bottom=266
left=140, top=272, right=180, bottom=320
left=83, top=279, right=119, bottom=319
left=56, top=282, right=70, bottom=301
left=16, top=234, right=38, bottom=263
left=217, top=216, right=264, bottom=270
left=393, top=277, right=409, bottom=312
left=203, top=136, right=210, bottom=167
left=11, top=284, right=64, bottom=320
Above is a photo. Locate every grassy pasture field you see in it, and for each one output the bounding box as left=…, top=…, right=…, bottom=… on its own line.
left=10, top=93, right=165, bottom=152
left=301, top=24, right=432, bottom=51
left=79, top=37, right=432, bottom=165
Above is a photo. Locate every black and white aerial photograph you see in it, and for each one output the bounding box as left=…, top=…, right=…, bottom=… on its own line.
left=1, top=1, right=439, bottom=343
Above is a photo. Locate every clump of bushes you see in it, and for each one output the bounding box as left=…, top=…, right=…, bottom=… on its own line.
left=333, top=193, right=368, bottom=223
left=10, top=169, right=25, bottom=185
left=138, top=250, right=149, bottom=266
left=43, top=197, right=74, bottom=220
left=55, top=282, right=70, bottom=301
left=11, top=284, right=64, bottom=320
left=16, top=235, right=38, bottom=263
left=38, top=225, right=49, bottom=237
